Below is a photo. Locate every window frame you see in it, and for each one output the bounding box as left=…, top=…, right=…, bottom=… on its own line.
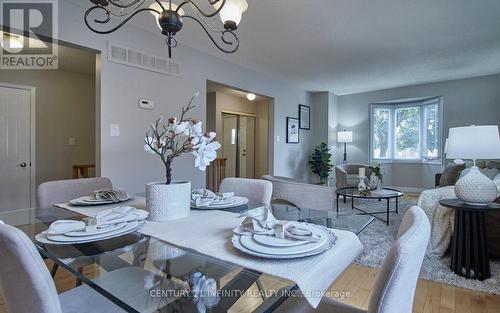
left=369, top=97, right=443, bottom=165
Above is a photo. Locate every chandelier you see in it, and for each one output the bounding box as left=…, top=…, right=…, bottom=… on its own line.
left=85, top=0, right=248, bottom=58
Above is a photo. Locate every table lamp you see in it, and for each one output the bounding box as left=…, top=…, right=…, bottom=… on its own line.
left=446, top=125, right=500, bottom=205
left=337, top=130, right=353, bottom=164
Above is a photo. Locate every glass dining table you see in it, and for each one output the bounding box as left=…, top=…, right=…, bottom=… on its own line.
left=16, top=200, right=372, bottom=313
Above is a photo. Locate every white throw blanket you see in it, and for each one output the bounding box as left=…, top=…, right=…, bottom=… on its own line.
left=417, top=186, right=456, bottom=257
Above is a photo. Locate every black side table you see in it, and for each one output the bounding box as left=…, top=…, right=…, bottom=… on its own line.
left=439, top=199, right=500, bottom=280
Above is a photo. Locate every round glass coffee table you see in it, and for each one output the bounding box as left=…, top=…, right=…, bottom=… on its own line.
left=335, top=187, right=404, bottom=225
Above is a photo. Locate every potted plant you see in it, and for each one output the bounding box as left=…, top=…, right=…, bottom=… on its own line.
left=144, top=92, right=221, bottom=222
left=309, top=142, right=333, bottom=185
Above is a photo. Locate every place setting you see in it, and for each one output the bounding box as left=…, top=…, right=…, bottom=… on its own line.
left=35, top=206, right=149, bottom=245
left=69, top=189, right=132, bottom=206
left=190, top=189, right=249, bottom=209
left=231, top=207, right=337, bottom=259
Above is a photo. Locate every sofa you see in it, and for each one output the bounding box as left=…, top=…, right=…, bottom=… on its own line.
left=419, top=162, right=500, bottom=258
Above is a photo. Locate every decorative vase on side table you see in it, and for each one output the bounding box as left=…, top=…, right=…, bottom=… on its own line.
left=446, top=125, right=500, bottom=206
left=143, top=93, right=221, bottom=222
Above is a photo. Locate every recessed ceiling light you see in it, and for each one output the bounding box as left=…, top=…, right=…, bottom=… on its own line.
left=247, top=93, right=256, bottom=101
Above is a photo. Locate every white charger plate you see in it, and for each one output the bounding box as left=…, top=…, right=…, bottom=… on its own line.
left=36, top=220, right=144, bottom=245
left=192, top=196, right=249, bottom=209
left=232, top=224, right=337, bottom=259
left=64, top=222, right=128, bottom=237
left=69, top=195, right=132, bottom=206
left=240, top=224, right=328, bottom=255
left=253, top=234, right=308, bottom=247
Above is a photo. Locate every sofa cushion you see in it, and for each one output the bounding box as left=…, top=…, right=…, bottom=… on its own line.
left=439, top=164, right=465, bottom=187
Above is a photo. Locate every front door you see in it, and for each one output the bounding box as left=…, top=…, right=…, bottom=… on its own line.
left=0, top=85, right=32, bottom=212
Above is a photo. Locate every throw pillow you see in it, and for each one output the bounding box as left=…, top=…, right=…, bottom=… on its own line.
left=439, top=163, right=466, bottom=186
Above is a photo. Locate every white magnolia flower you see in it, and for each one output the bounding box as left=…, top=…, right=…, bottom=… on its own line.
left=193, top=141, right=221, bottom=171
left=191, top=121, right=203, bottom=137
left=174, top=121, right=190, bottom=135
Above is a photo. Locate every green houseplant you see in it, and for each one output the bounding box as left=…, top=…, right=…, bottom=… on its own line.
left=309, top=142, right=333, bottom=185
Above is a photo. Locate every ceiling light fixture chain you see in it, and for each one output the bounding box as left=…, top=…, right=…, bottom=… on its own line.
left=84, top=0, right=247, bottom=58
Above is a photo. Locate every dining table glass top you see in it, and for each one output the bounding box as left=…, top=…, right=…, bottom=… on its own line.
left=15, top=197, right=367, bottom=313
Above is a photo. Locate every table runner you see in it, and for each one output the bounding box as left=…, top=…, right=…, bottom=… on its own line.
left=55, top=199, right=363, bottom=308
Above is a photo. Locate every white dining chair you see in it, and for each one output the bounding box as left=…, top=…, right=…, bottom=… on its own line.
left=219, top=177, right=273, bottom=205
left=0, top=222, right=125, bottom=313
left=269, top=206, right=430, bottom=313
left=37, top=177, right=114, bottom=282
left=37, top=177, right=113, bottom=207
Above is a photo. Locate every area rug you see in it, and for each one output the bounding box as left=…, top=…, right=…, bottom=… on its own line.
left=337, top=196, right=500, bottom=294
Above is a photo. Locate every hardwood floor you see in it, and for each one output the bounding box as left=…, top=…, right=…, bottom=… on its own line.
left=1, top=262, right=499, bottom=313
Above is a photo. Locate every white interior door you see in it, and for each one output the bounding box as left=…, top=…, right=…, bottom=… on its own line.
left=243, top=116, right=255, bottom=179
left=222, top=114, right=237, bottom=178
left=239, top=117, right=247, bottom=178
left=0, top=85, right=32, bottom=212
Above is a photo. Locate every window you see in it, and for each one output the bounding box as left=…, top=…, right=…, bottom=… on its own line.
left=370, top=97, right=442, bottom=163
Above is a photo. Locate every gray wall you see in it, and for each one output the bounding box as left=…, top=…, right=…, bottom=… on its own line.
left=51, top=1, right=316, bottom=193
left=307, top=92, right=339, bottom=182
left=337, top=74, right=500, bottom=190
left=0, top=70, right=95, bottom=186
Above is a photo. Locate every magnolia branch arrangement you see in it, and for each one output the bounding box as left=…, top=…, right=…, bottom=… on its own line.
left=144, top=93, right=221, bottom=184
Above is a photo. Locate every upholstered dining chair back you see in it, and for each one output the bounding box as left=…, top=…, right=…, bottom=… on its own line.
left=367, top=206, right=430, bottom=313
left=38, top=177, right=113, bottom=207
left=219, top=177, right=273, bottom=205
left=0, top=223, right=63, bottom=313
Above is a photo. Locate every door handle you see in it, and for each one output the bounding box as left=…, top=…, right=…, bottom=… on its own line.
left=19, top=162, right=27, bottom=168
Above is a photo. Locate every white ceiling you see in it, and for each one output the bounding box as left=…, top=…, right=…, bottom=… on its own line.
left=74, top=0, right=500, bottom=95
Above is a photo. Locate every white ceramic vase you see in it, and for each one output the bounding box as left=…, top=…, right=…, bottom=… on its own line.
left=454, top=166, right=497, bottom=205
left=146, top=181, right=191, bottom=222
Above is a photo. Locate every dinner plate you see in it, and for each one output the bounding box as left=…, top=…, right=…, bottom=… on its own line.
left=64, top=222, right=128, bottom=237
left=36, top=220, right=144, bottom=245
left=192, top=196, right=249, bottom=209
left=239, top=225, right=328, bottom=255
left=69, top=195, right=132, bottom=206
left=232, top=224, right=337, bottom=259
left=253, top=234, right=308, bottom=247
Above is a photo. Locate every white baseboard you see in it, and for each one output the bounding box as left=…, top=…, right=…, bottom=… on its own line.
left=0, top=208, right=32, bottom=226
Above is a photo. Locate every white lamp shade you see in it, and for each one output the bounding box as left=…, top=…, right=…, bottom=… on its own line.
left=446, top=125, right=500, bottom=160
left=337, top=130, right=353, bottom=143
left=149, top=2, right=185, bottom=30
left=213, top=0, right=248, bottom=26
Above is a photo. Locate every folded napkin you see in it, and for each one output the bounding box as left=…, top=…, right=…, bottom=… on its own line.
left=233, top=206, right=276, bottom=235
left=93, top=189, right=129, bottom=202
left=191, top=189, right=235, bottom=207
left=47, top=220, right=86, bottom=235
left=94, top=206, right=148, bottom=225
left=47, top=207, right=148, bottom=235
left=233, top=207, right=322, bottom=243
